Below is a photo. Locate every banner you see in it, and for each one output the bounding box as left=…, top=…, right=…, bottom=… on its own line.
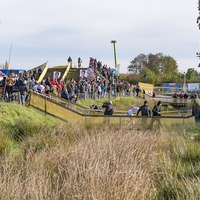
left=87, top=68, right=95, bottom=78
left=80, top=69, right=87, bottom=79
left=163, top=83, right=182, bottom=92
left=188, top=83, right=199, bottom=92
left=53, top=71, right=61, bottom=81
left=138, top=82, right=154, bottom=92
left=0, top=69, right=25, bottom=81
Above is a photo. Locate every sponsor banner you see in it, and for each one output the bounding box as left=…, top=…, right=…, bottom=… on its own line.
left=138, top=82, right=154, bottom=92
left=163, top=83, right=182, bottom=92
left=188, top=83, right=199, bottom=92
left=87, top=68, right=95, bottom=78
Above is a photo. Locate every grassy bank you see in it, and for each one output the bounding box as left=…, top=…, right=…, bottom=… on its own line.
left=77, top=96, right=147, bottom=111
left=77, top=96, right=174, bottom=112
left=0, top=102, right=200, bottom=199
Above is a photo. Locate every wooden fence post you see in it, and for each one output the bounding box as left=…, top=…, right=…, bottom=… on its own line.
left=45, top=97, right=47, bottom=115
left=18, top=92, right=21, bottom=104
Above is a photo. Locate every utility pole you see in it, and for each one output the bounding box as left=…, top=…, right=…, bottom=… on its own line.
left=8, top=44, right=13, bottom=69
left=111, top=40, right=117, bottom=69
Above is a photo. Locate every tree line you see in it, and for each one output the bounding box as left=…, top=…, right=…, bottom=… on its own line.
left=121, top=53, right=200, bottom=86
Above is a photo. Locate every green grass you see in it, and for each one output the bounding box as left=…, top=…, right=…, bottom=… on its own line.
left=77, top=96, right=146, bottom=111
left=0, top=102, right=59, bottom=156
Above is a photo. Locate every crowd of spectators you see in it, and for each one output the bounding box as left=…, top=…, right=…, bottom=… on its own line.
left=3, top=57, right=200, bottom=107
left=172, top=92, right=196, bottom=99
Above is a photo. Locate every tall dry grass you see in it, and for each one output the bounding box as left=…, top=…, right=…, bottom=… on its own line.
left=0, top=121, right=168, bottom=200
left=0, top=118, right=200, bottom=199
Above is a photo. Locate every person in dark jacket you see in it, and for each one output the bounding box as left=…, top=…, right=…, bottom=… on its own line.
left=61, top=89, right=69, bottom=100
left=192, top=96, right=200, bottom=123
left=184, top=93, right=188, bottom=99
left=136, top=86, right=140, bottom=97
left=137, top=100, right=151, bottom=116
left=45, top=77, right=51, bottom=87
left=152, top=101, right=162, bottom=126
left=102, top=101, right=114, bottom=115
left=152, top=101, right=162, bottom=116
left=19, top=80, right=28, bottom=105
left=90, top=104, right=102, bottom=112
left=70, top=95, right=77, bottom=103
left=137, top=100, right=151, bottom=126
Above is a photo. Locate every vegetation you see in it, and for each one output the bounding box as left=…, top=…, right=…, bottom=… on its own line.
left=0, top=60, right=9, bottom=69
left=0, top=102, right=200, bottom=199
left=124, top=53, right=200, bottom=85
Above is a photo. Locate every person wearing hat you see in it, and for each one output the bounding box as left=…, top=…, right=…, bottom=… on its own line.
left=137, top=100, right=151, bottom=126
left=137, top=100, right=151, bottom=116
left=152, top=101, right=162, bottom=126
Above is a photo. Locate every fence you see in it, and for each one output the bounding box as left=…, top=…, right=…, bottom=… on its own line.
left=29, top=91, right=194, bottom=127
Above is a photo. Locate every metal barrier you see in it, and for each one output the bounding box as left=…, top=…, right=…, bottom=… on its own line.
left=138, top=92, right=193, bottom=107
left=28, top=91, right=194, bottom=127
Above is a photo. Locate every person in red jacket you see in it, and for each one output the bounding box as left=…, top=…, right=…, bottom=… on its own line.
left=57, top=81, right=63, bottom=92
left=179, top=92, right=184, bottom=98
left=50, top=77, right=56, bottom=85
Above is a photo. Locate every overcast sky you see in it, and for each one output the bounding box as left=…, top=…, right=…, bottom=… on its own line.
left=0, top=0, right=199, bottom=73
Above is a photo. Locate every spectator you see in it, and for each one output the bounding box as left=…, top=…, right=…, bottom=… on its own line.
left=56, top=81, right=63, bottom=92
left=184, top=93, right=188, bottom=99
left=136, top=86, right=140, bottom=97
left=78, top=57, right=82, bottom=68
left=50, top=77, right=56, bottom=85
left=152, top=101, right=162, bottom=126
left=38, top=67, right=42, bottom=78
left=41, top=80, right=46, bottom=86
left=152, top=101, right=162, bottom=116
left=33, top=69, right=36, bottom=80
left=137, top=100, right=151, bottom=116
left=45, top=77, right=51, bottom=87
left=179, top=92, right=184, bottom=98
left=19, top=80, right=28, bottom=105
left=6, top=74, right=15, bottom=102
left=90, top=104, right=101, bottom=110
left=61, top=88, right=69, bottom=100
left=68, top=56, right=72, bottom=64
left=33, top=83, right=45, bottom=93
left=29, top=77, right=35, bottom=90
left=172, top=93, right=177, bottom=98
left=70, top=95, right=77, bottom=103
left=102, top=101, right=114, bottom=115
left=44, top=85, right=50, bottom=96
left=192, top=95, right=200, bottom=123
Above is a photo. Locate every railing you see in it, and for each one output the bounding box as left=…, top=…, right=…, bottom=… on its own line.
left=28, top=91, right=194, bottom=127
